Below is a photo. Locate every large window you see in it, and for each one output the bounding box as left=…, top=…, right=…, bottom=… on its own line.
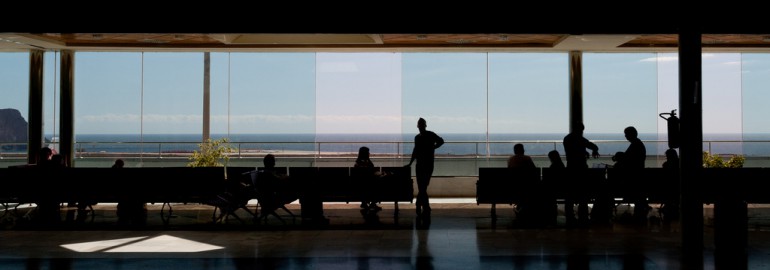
left=488, top=53, right=568, bottom=160
left=702, top=53, right=743, bottom=155
left=0, top=52, right=29, bottom=165
left=316, top=53, right=401, bottom=161
left=584, top=53, right=659, bottom=164
left=402, top=53, right=487, bottom=175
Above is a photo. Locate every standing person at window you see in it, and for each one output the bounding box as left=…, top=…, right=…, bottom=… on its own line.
left=405, top=118, right=444, bottom=217
left=562, top=123, right=600, bottom=226
left=622, top=126, right=649, bottom=225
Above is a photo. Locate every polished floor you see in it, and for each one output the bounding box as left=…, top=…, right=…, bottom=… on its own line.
left=2, top=200, right=770, bottom=270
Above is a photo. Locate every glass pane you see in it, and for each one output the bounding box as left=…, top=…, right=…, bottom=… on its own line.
left=655, top=53, right=679, bottom=161
left=0, top=52, right=29, bottom=165
left=316, top=53, right=401, bottom=165
left=741, top=54, right=770, bottom=162
left=142, top=52, right=203, bottom=137
left=210, top=52, right=230, bottom=137
left=402, top=53, right=487, bottom=175
left=488, top=53, right=568, bottom=160
left=74, top=52, right=142, bottom=167
left=702, top=53, right=742, bottom=155
left=43, top=52, right=60, bottom=147
left=584, top=53, right=658, bottom=167
left=227, top=53, right=315, bottom=164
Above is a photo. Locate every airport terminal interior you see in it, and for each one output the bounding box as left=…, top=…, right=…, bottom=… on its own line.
left=0, top=14, right=770, bottom=270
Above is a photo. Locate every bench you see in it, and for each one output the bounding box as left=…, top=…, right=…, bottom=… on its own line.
left=289, top=166, right=413, bottom=218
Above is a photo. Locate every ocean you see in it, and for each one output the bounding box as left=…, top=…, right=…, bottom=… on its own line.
left=27, top=133, right=770, bottom=157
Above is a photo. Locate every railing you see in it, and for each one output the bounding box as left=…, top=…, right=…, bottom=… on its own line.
left=0, top=139, right=760, bottom=158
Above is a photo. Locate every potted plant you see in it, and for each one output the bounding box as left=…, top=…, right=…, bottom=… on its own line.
left=188, top=138, right=234, bottom=178
left=703, top=151, right=745, bottom=168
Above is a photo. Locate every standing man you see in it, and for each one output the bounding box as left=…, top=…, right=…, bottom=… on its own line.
left=406, top=118, right=444, bottom=217
left=562, top=123, right=600, bottom=225
left=622, top=126, right=648, bottom=224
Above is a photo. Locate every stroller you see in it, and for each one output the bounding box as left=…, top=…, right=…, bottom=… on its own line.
left=206, top=172, right=258, bottom=224
left=251, top=169, right=297, bottom=224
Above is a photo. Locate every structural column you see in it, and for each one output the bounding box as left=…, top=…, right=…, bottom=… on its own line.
left=568, top=51, right=583, bottom=132
left=27, top=50, right=44, bottom=164
left=202, top=52, right=210, bottom=142
left=59, top=50, right=75, bottom=167
left=679, top=28, right=704, bottom=269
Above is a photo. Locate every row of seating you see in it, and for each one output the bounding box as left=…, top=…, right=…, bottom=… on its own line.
left=476, top=167, right=770, bottom=218
left=0, top=166, right=413, bottom=221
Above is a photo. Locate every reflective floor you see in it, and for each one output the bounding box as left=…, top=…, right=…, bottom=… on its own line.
left=2, top=200, right=770, bottom=270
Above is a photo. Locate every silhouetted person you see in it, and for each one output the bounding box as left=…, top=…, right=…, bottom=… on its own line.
left=563, top=124, right=599, bottom=168
left=36, top=146, right=53, bottom=167
left=114, top=160, right=146, bottom=227
left=112, top=159, right=124, bottom=169
left=548, top=150, right=565, bottom=169
left=406, top=118, right=444, bottom=217
left=50, top=154, right=66, bottom=168
left=261, top=154, right=292, bottom=198
left=507, top=143, right=536, bottom=169
left=662, top=148, right=679, bottom=169
left=33, top=147, right=60, bottom=225
left=611, top=151, right=626, bottom=169
left=562, top=124, right=599, bottom=226
left=258, top=154, right=302, bottom=223
left=661, top=148, right=680, bottom=229
left=354, top=146, right=381, bottom=212
left=623, top=126, right=646, bottom=169
left=508, top=143, right=540, bottom=226
left=621, top=126, right=649, bottom=225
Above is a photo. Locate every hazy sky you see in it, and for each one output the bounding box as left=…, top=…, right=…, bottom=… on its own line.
left=0, top=51, right=762, bottom=137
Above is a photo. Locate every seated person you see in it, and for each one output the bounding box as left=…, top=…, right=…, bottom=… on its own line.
left=257, top=154, right=296, bottom=207
left=354, top=146, right=381, bottom=211
left=548, top=150, right=565, bottom=169
left=507, top=143, right=536, bottom=169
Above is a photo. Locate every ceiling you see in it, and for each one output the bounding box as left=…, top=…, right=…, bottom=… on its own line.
left=3, top=33, right=770, bottom=52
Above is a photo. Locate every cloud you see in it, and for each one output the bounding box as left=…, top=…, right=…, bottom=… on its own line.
left=404, top=115, right=485, bottom=125
left=316, top=114, right=400, bottom=123
left=213, top=114, right=313, bottom=123
left=640, top=55, right=678, bottom=62
left=80, top=114, right=140, bottom=123
left=80, top=114, right=314, bottom=124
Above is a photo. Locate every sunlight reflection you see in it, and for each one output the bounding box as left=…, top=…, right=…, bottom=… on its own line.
left=61, top=235, right=224, bottom=253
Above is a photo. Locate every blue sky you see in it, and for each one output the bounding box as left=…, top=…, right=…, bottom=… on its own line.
left=0, top=51, right=762, bottom=137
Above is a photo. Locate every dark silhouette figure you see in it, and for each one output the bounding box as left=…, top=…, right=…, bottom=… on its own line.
left=563, top=124, right=600, bottom=168
left=621, top=126, right=648, bottom=225
left=611, top=151, right=626, bottom=168
left=406, top=118, right=444, bottom=217
left=508, top=143, right=542, bottom=226
left=548, top=150, right=565, bottom=169
left=36, top=146, right=53, bottom=167
left=507, top=143, right=536, bottom=169
left=662, top=148, right=679, bottom=169
left=354, top=146, right=381, bottom=212
left=114, top=160, right=146, bottom=227
left=623, top=126, right=646, bottom=169
left=660, top=148, right=680, bottom=229
left=257, top=154, right=299, bottom=223
left=32, top=147, right=60, bottom=225
left=562, top=124, right=599, bottom=226
left=112, top=159, right=124, bottom=168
